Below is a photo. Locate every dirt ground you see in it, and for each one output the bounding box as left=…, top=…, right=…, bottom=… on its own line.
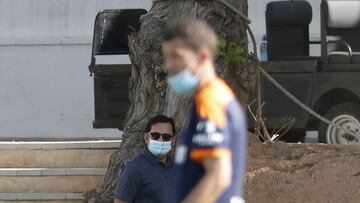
left=245, top=134, right=360, bottom=203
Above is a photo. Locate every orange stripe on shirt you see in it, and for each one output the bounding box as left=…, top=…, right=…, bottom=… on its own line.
left=190, top=148, right=232, bottom=163
left=195, top=78, right=235, bottom=128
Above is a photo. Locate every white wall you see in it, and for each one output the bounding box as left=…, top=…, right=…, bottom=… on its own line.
left=0, top=0, right=152, bottom=44
left=0, top=0, right=152, bottom=140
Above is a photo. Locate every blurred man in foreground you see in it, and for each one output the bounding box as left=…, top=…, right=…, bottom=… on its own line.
left=162, top=19, right=248, bottom=203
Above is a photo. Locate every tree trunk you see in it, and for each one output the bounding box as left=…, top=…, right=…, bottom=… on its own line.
left=85, top=0, right=255, bottom=202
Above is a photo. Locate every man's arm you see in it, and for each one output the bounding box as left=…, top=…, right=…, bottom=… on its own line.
left=182, top=153, right=232, bottom=203
left=114, top=161, right=141, bottom=203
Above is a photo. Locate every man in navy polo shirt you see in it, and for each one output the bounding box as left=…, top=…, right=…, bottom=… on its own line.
left=162, top=19, right=248, bottom=203
left=115, top=115, right=176, bottom=203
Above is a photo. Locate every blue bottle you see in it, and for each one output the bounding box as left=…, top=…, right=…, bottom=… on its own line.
left=260, top=34, right=268, bottom=61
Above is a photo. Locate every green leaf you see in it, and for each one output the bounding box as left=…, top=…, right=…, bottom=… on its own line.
left=218, top=35, right=246, bottom=65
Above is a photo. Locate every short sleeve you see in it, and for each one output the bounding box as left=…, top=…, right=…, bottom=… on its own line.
left=115, top=161, right=142, bottom=202
left=190, top=78, right=237, bottom=163
left=189, top=116, right=232, bottom=163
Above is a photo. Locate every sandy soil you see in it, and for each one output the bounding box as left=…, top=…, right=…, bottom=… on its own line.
left=245, top=134, right=360, bottom=203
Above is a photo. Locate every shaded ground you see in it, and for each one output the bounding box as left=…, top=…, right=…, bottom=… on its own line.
left=246, top=134, right=360, bottom=203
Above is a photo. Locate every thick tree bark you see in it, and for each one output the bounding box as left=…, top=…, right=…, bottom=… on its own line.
left=85, top=0, right=255, bottom=202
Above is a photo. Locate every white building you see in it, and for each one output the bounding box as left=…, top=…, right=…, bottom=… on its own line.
left=0, top=0, right=320, bottom=140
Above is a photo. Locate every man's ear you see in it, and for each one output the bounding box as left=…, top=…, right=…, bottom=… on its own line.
left=172, top=137, right=177, bottom=146
left=199, top=48, right=210, bottom=62
left=144, top=133, right=149, bottom=144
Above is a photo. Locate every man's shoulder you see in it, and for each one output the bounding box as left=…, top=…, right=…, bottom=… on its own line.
left=195, top=78, right=235, bottom=128
left=124, top=153, right=148, bottom=169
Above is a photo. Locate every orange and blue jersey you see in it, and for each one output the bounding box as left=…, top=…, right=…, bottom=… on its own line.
left=173, top=78, right=248, bottom=203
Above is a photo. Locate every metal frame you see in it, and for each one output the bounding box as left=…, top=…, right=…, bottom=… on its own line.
left=321, top=0, right=358, bottom=64
left=88, top=9, right=147, bottom=129
left=256, top=0, right=360, bottom=139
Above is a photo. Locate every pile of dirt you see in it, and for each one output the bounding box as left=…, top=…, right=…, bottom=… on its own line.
left=245, top=134, right=360, bottom=203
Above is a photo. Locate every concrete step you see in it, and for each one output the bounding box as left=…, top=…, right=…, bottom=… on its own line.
left=0, top=175, right=104, bottom=193
left=0, top=140, right=117, bottom=201
left=0, top=201, right=81, bottom=203
left=0, top=193, right=83, bottom=201
left=0, top=140, right=119, bottom=168
left=0, top=168, right=106, bottom=193
left=0, top=149, right=114, bottom=168
left=0, top=140, right=121, bottom=150
left=0, top=201, right=82, bottom=203
left=0, top=168, right=106, bottom=200
left=0, top=168, right=107, bottom=176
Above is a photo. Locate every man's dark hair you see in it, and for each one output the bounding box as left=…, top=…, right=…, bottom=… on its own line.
left=162, top=19, right=218, bottom=54
left=145, top=115, right=176, bottom=135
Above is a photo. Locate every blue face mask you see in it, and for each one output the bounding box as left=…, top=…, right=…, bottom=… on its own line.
left=167, top=69, right=199, bottom=96
left=147, top=140, right=172, bottom=157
